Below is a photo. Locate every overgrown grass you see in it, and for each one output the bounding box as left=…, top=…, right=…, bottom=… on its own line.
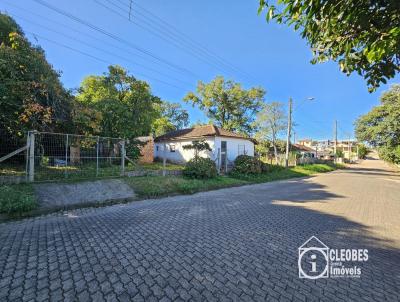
left=125, top=176, right=248, bottom=198
left=231, top=163, right=341, bottom=182
left=135, top=162, right=185, bottom=171
left=126, top=163, right=342, bottom=199
left=0, top=184, right=37, bottom=215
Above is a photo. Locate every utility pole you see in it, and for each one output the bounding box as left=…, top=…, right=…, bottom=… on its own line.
left=293, top=130, right=296, bottom=144
left=348, top=136, right=351, bottom=163
left=333, top=120, right=337, bottom=163
left=285, top=97, right=293, bottom=168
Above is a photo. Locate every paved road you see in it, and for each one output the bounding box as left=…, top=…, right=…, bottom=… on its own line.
left=1, top=157, right=399, bottom=301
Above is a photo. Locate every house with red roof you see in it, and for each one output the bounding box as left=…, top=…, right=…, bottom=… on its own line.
left=154, top=125, right=255, bottom=169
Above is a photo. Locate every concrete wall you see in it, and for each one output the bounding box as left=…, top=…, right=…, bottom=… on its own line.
left=154, top=136, right=254, bottom=164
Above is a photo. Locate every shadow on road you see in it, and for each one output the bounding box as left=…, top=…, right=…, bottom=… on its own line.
left=0, top=174, right=399, bottom=300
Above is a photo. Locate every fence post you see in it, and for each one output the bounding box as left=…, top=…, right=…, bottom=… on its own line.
left=121, top=139, right=125, bottom=176
left=162, top=142, right=166, bottom=177
left=65, top=134, right=69, bottom=178
left=28, top=131, right=35, bottom=182
left=96, top=136, right=99, bottom=177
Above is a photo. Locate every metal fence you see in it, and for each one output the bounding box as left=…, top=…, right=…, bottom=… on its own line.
left=0, top=131, right=28, bottom=184
left=1, top=131, right=128, bottom=183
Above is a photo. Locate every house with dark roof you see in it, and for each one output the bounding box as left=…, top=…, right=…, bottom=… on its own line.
left=154, top=125, right=255, bottom=169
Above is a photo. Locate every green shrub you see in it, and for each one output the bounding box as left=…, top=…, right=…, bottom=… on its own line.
left=231, top=155, right=263, bottom=175
left=0, top=184, right=37, bottom=215
left=183, top=157, right=217, bottom=179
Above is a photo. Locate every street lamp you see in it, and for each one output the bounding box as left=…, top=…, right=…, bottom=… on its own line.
left=285, top=97, right=315, bottom=168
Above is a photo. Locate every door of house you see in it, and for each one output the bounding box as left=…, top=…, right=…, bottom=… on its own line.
left=220, top=141, right=227, bottom=172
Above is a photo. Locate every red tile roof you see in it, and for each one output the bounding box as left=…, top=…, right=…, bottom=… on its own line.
left=293, top=144, right=316, bottom=152
left=154, top=125, right=255, bottom=142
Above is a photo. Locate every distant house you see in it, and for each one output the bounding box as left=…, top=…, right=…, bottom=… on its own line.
left=293, top=144, right=317, bottom=158
left=154, top=125, right=255, bottom=170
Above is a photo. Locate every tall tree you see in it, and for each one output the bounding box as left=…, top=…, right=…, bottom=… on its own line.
left=0, top=13, right=73, bottom=140
left=355, top=84, right=400, bottom=163
left=76, top=65, right=161, bottom=138
left=258, top=0, right=400, bottom=91
left=183, top=76, right=265, bottom=134
left=254, top=102, right=287, bottom=161
left=152, top=102, right=189, bottom=136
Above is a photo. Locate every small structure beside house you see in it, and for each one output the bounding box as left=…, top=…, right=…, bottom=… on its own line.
left=135, top=136, right=154, bottom=163
left=154, top=125, right=255, bottom=171
left=293, top=144, right=317, bottom=158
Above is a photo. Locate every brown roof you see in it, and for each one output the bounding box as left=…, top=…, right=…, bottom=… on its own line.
left=292, top=144, right=316, bottom=152
left=154, top=125, right=255, bottom=143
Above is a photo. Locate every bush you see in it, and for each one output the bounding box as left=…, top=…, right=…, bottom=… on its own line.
left=183, top=157, right=217, bottom=179
left=0, top=184, right=37, bottom=215
left=231, top=155, right=263, bottom=175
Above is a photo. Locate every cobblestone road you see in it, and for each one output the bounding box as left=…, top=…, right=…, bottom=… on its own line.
left=1, top=158, right=399, bottom=301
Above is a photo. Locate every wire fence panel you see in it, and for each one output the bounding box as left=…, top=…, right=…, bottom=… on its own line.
left=0, top=131, right=28, bottom=184
left=32, top=132, right=125, bottom=182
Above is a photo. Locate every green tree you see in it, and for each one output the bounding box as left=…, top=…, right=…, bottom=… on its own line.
left=357, top=144, right=369, bottom=159
left=254, top=102, right=287, bottom=161
left=76, top=65, right=161, bottom=138
left=152, top=102, right=189, bottom=136
left=258, top=0, right=400, bottom=91
left=355, top=84, right=400, bottom=163
left=0, top=13, right=73, bottom=140
left=183, top=76, right=265, bottom=134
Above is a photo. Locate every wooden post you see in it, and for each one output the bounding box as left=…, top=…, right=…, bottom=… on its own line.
left=285, top=97, right=293, bottom=168
left=28, top=131, right=35, bottom=182
left=162, top=143, right=166, bottom=177
left=96, top=136, right=99, bottom=177
left=121, top=140, right=125, bottom=176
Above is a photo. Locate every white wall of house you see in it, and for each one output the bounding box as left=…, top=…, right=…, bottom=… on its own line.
left=154, top=138, right=215, bottom=163
left=214, top=137, right=254, bottom=162
left=154, top=136, right=254, bottom=164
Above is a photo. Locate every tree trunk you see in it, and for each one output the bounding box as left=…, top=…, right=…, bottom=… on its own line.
left=272, top=134, right=278, bottom=164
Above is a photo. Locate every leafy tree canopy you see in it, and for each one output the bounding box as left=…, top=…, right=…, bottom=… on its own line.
left=0, top=13, right=73, bottom=139
left=152, top=102, right=189, bottom=136
left=76, top=65, right=161, bottom=139
left=258, top=0, right=400, bottom=91
left=183, top=76, right=265, bottom=134
left=355, top=84, right=400, bottom=163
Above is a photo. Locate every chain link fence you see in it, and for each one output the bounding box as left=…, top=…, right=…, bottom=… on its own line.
left=0, top=131, right=132, bottom=183
left=31, top=132, right=127, bottom=182
left=0, top=131, right=28, bottom=184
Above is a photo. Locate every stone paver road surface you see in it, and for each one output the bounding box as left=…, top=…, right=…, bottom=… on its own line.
left=1, top=156, right=400, bottom=301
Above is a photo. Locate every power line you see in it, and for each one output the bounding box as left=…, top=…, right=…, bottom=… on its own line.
left=3, top=2, right=194, bottom=87
left=7, top=11, right=191, bottom=88
left=24, top=31, right=185, bottom=90
left=106, top=0, right=257, bottom=82
left=94, top=0, right=245, bottom=79
left=32, top=0, right=199, bottom=79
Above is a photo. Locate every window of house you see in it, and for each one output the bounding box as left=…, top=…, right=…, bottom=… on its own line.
left=170, top=144, right=176, bottom=152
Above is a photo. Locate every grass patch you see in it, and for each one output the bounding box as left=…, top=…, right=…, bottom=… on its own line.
left=126, top=163, right=341, bottom=199
left=0, top=163, right=26, bottom=176
left=0, top=184, right=37, bottom=215
left=135, top=162, right=185, bottom=171
left=125, top=176, right=248, bottom=198
left=231, top=163, right=341, bottom=182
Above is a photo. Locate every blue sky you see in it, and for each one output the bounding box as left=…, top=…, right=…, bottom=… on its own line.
left=2, top=0, right=399, bottom=141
